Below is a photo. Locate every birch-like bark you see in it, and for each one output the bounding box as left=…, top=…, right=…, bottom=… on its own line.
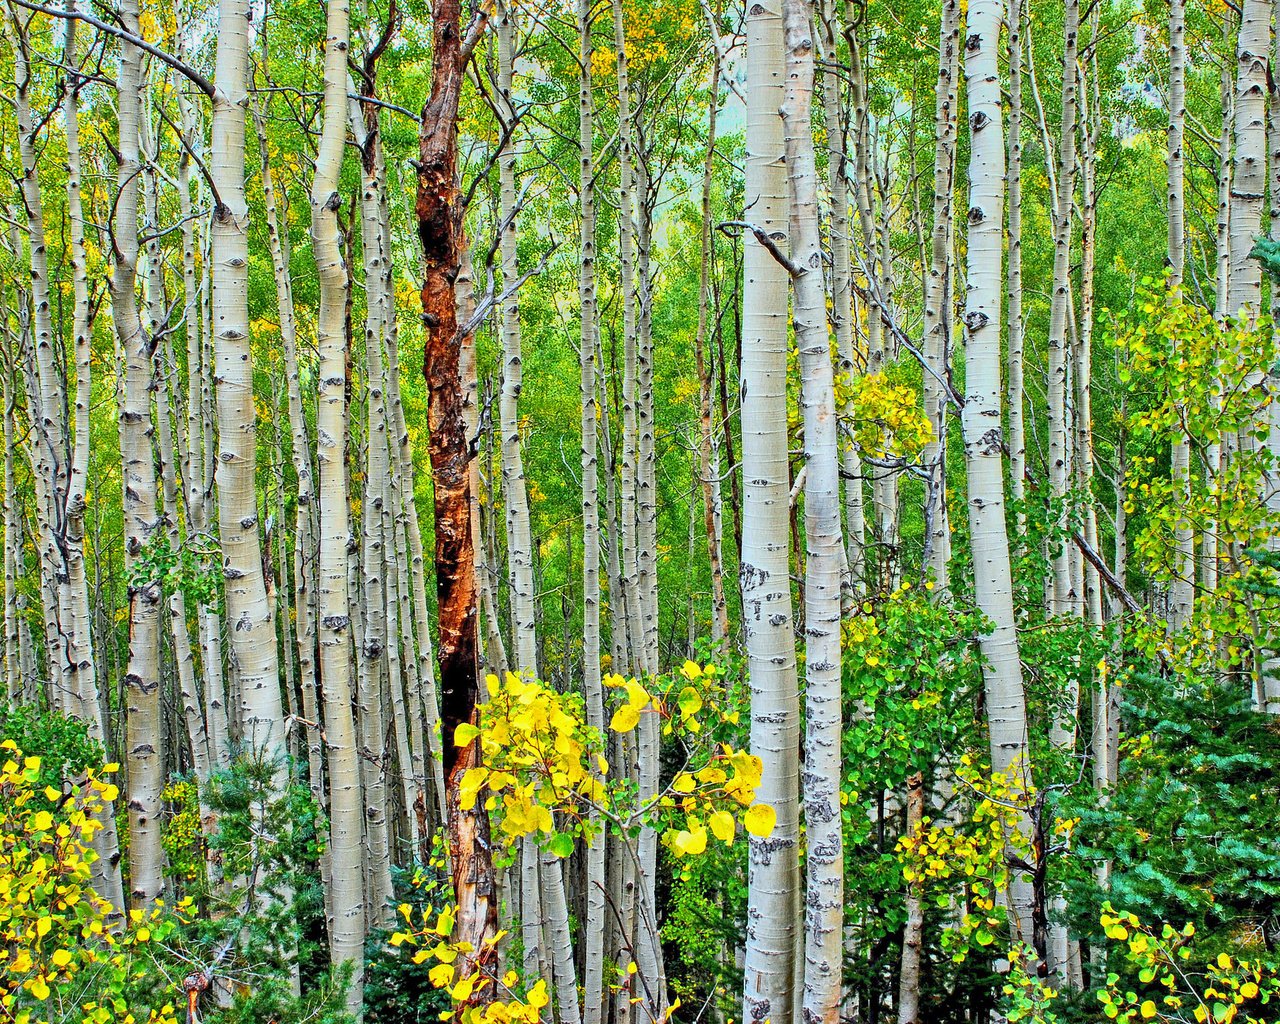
left=496, top=0, right=539, bottom=677
left=817, top=0, right=866, bottom=598
left=11, top=12, right=72, bottom=709
left=252, top=101, right=321, bottom=792
left=960, top=0, right=1038, bottom=953
left=1167, top=0, right=1194, bottom=632
left=1007, top=0, right=1027, bottom=532
left=612, top=0, right=644, bottom=677
left=61, top=9, right=125, bottom=910
left=1229, top=0, right=1268, bottom=319
left=695, top=35, right=729, bottom=648
left=740, top=4, right=801, bottom=1023
left=211, top=0, right=286, bottom=766
left=579, top=0, right=608, bottom=1017
left=781, top=3, right=844, bottom=1019
left=921, top=0, right=960, bottom=591
left=311, top=0, right=365, bottom=1000
left=108, top=0, right=164, bottom=905
left=896, top=773, right=925, bottom=1024
left=1046, top=0, right=1080, bottom=620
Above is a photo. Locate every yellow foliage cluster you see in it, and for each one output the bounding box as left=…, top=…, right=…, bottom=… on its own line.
left=457, top=673, right=607, bottom=839
left=0, top=741, right=187, bottom=1024
left=457, top=668, right=775, bottom=859
left=847, top=373, right=933, bottom=461
left=896, top=757, right=1033, bottom=957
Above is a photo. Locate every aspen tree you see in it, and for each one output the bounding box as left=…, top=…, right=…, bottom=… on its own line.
left=817, top=0, right=867, bottom=597
left=739, top=4, right=801, bottom=1024
left=60, top=7, right=125, bottom=910
left=312, top=0, right=365, bottom=1001
left=578, top=0, right=609, bottom=1017
left=208, top=0, right=287, bottom=775
left=1167, top=0, right=1194, bottom=632
left=1046, top=0, right=1080, bottom=620
left=611, top=0, right=644, bottom=678
left=11, top=11, right=73, bottom=707
left=959, top=0, right=1037, bottom=952
left=922, top=0, right=960, bottom=592
left=251, top=98, right=321, bottom=791
left=354, top=87, right=396, bottom=927
left=781, top=1, right=844, bottom=1018
left=695, top=25, right=729, bottom=647
left=1229, top=0, right=1268, bottom=319
left=107, top=0, right=164, bottom=905
left=1007, top=0, right=1027, bottom=531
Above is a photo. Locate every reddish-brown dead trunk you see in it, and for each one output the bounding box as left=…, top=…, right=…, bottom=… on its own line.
left=416, top=0, right=497, bottom=1007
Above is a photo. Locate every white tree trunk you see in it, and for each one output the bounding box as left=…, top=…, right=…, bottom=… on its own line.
left=740, top=4, right=801, bottom=1023
left=959, top=0, right=1038, bottom=952
left=311, top=0, right=365, bottom=1003
left=781, top=2, right=845, bottom=1018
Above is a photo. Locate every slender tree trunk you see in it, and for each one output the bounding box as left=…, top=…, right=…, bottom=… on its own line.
left=740, top=4, right=801, bottom=1023
left=1167, top=0, right=1194, bottom=632
left=59, top=10, right=125, bottom=910
left=211, top=0, right=286, bottom=762
left=696, top=34, right=730, bottom=648
left=781, top=3, right=845, bottom=1019
left=1007, top=0, right=1027, bottom=533
left=1046, top=0, right=1080, bottom=621
left=252, top=100, right=322, bottom=798
left=578, top=1, right=608, bottom=1018
left=106, top=0, right=164, bottom=905
left=922, top=0, right=960, bottom=592
left=959, top=0, right=1038, bottom=953
left=312, top=0, right=365, bottom=1003
left=817, top=0, right=866, bottom=599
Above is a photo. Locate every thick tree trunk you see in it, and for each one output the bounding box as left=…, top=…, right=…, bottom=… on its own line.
left=739, top=4, right=801, bottom=1024
left=959, top=0, right=1038, bottom=953
left=781, top=3, right=845, bottom=1019
left=211, top=0, right=286, bottom=762
left=101, top=0, right=163, bottom=906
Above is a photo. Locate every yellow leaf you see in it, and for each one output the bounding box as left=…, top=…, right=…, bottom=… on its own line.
left=610, top=705, right=640, bottom=733
left=744, top=803, right=776, bottom=838
left=51, top=949, right=72, bottom=968
left=527, top=981, right=549, bottom=1010
left=454, top=723, right=481, bottom=747
left=709, top=811, right=734, bottom=844
left=1141, top=1001, right=1156, bottom=1019
left=29, top=976, right=49, bottom=1001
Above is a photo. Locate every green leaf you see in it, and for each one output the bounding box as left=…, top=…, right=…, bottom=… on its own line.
left=547, top=833, right=575, bottom=859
